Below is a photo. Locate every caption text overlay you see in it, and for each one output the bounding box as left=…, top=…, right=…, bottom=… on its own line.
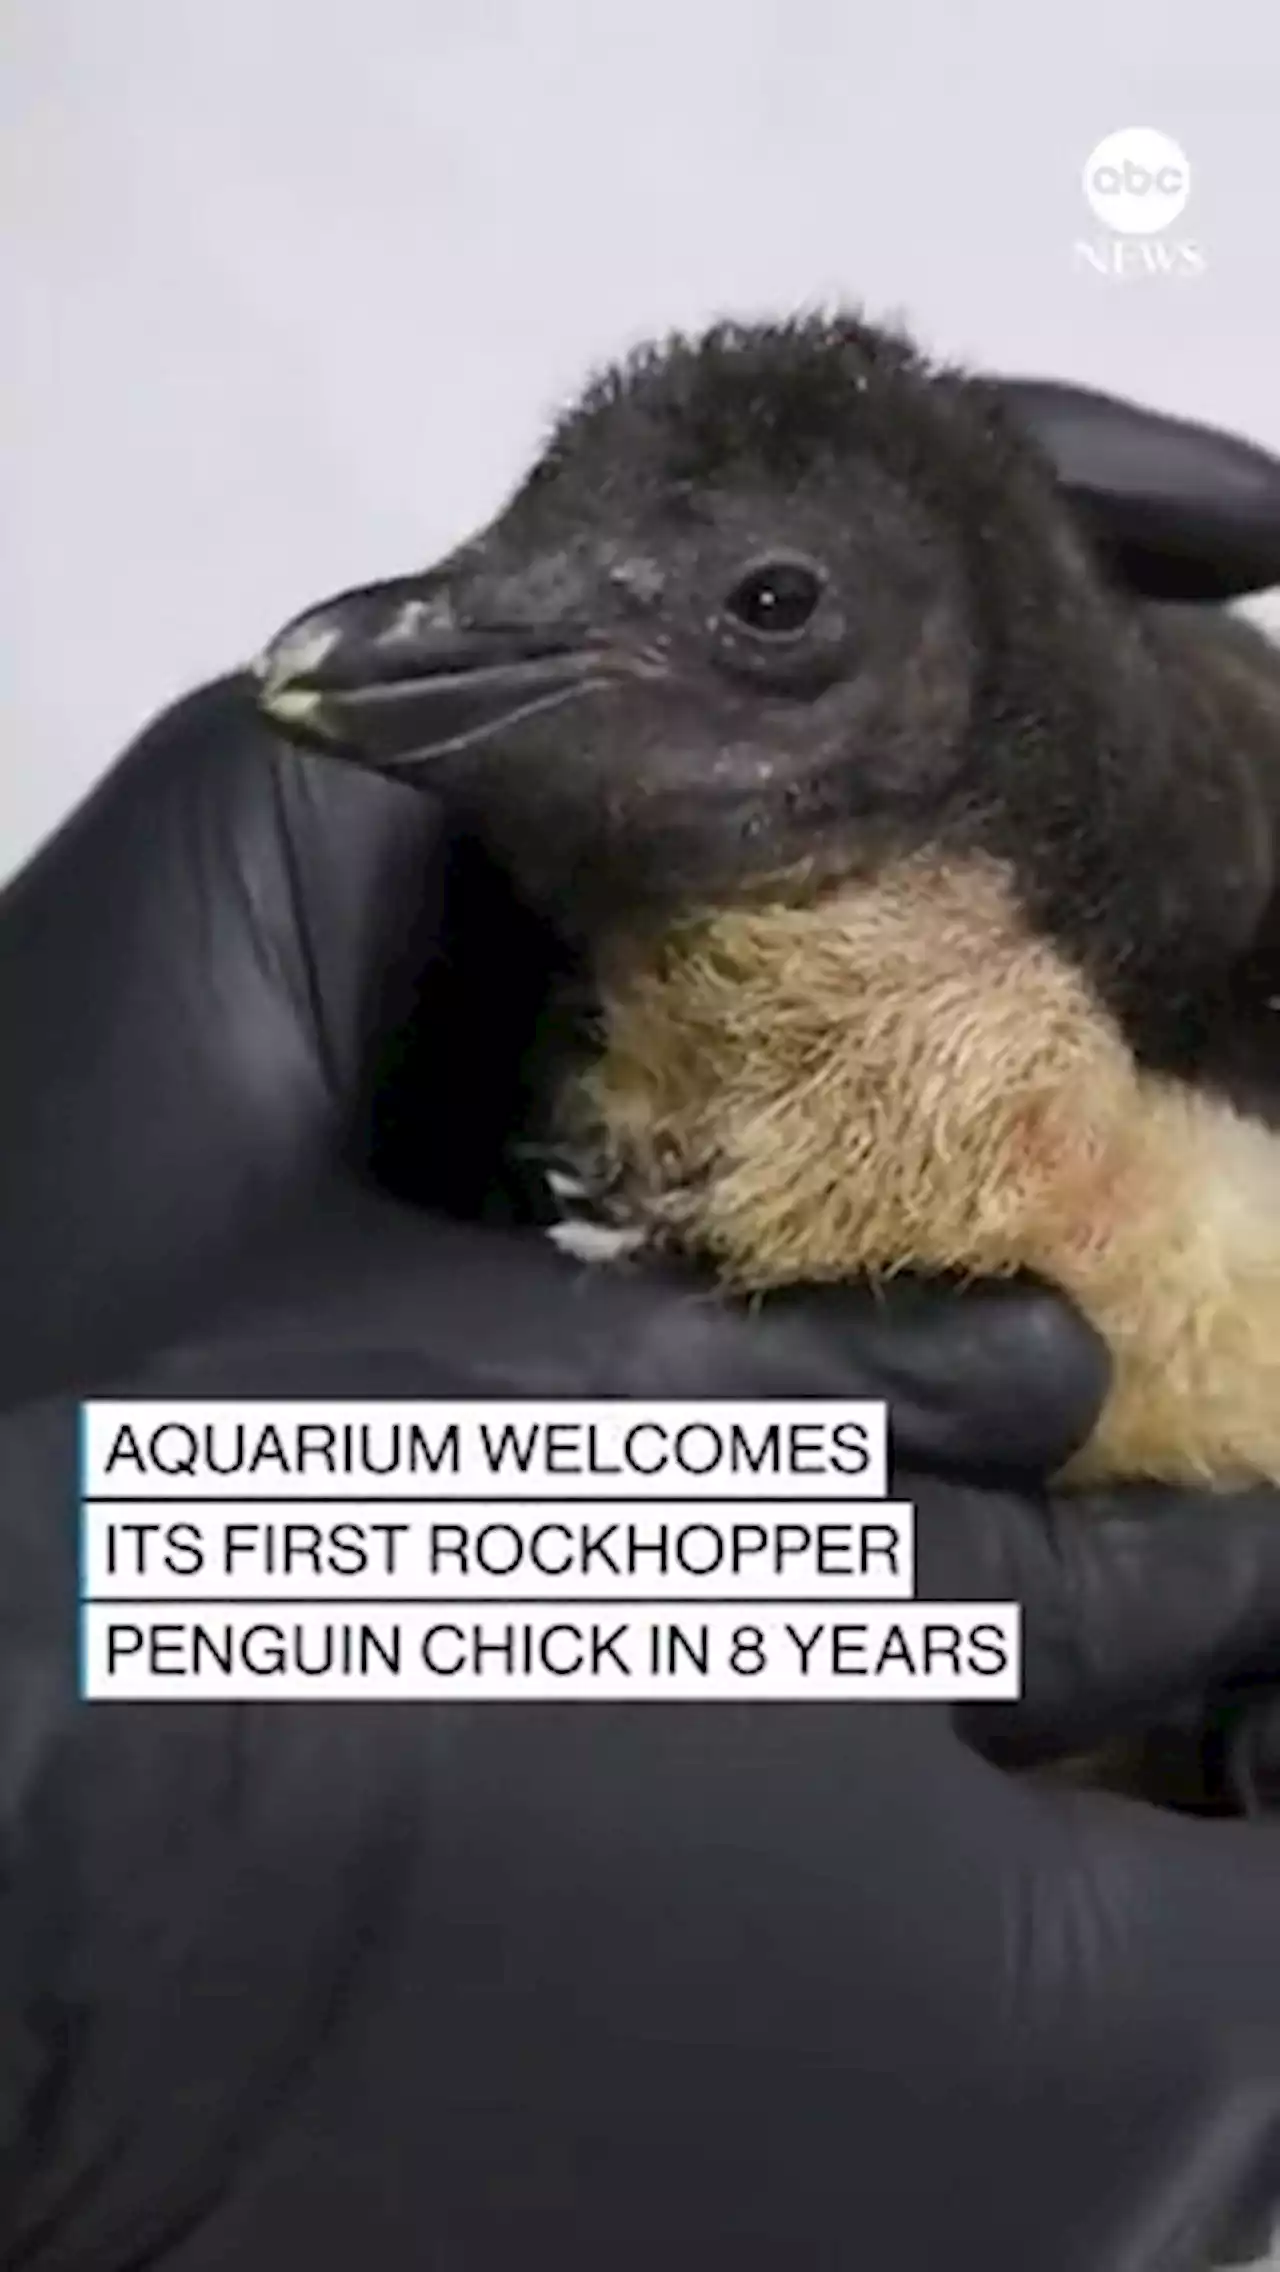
left=78, top=1400, right=1020, bottom=1703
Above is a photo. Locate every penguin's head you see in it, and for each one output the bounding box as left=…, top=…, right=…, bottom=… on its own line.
left=259, top=318, right=1062, bottom=917
left=256, top=309, right=1269, bottom=1050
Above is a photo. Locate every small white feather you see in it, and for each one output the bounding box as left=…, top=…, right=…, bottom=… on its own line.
left=546, top=1220, right=647, bottom=1264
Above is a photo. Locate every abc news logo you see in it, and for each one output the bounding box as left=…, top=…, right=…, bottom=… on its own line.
left=1076, top=127, right=1205, bottom=281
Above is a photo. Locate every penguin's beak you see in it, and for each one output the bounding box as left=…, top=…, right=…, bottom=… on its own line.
left=255, top=572, right=639, bottom=776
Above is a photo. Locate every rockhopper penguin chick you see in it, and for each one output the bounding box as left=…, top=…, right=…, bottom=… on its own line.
left=256, top=310, right=1280, bottom=1488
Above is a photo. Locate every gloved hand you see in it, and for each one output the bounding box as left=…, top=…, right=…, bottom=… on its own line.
left=4, top=1290, right=1280, bottom=2272
left=1, top=378, right=1280, bottom=2271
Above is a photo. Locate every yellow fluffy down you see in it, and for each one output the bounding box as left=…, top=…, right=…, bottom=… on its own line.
left=558, top=854, right=1280, bottom=1487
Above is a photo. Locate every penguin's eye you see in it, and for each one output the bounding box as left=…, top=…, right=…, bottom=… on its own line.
left=723, top=558, right=826, bottom=638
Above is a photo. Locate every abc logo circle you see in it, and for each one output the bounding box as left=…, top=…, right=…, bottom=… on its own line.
left=1083, top=128, right=1191, bottom=236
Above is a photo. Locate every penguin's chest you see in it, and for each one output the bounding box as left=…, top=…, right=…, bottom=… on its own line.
left=500, top=854, right=1280, bottom=1490
left=512, top=854, right=1144, bottom=1297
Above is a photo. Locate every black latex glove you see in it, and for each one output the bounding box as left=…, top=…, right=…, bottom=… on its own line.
left=4, top=1292, right=1280, bottom=2272
left=997, top=373, right=1280, bottom=600
left=2, top=380, right=1280, bottom=2271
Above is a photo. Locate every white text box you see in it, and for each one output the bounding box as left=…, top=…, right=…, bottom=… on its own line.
left=80, top=1600, right=1019, bottom=1703
left=81, top=1399, right=889, bottom=1500
left=80, top=1501, right=915, bottom=1600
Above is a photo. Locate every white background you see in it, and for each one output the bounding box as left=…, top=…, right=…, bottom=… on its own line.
left=3, top=0, right=1279, bottom=881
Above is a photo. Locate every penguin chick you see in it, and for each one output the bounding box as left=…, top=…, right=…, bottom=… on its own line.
left=256, top=309, right=1280, bottom=1488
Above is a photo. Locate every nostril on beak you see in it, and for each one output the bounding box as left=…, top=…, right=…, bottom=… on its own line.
left=376, top=594, right=438, bottom=647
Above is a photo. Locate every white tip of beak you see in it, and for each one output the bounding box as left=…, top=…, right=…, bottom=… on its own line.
left=261, top=685, right=329, bottom=728
left=253, top=621, right=341, bottom=701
